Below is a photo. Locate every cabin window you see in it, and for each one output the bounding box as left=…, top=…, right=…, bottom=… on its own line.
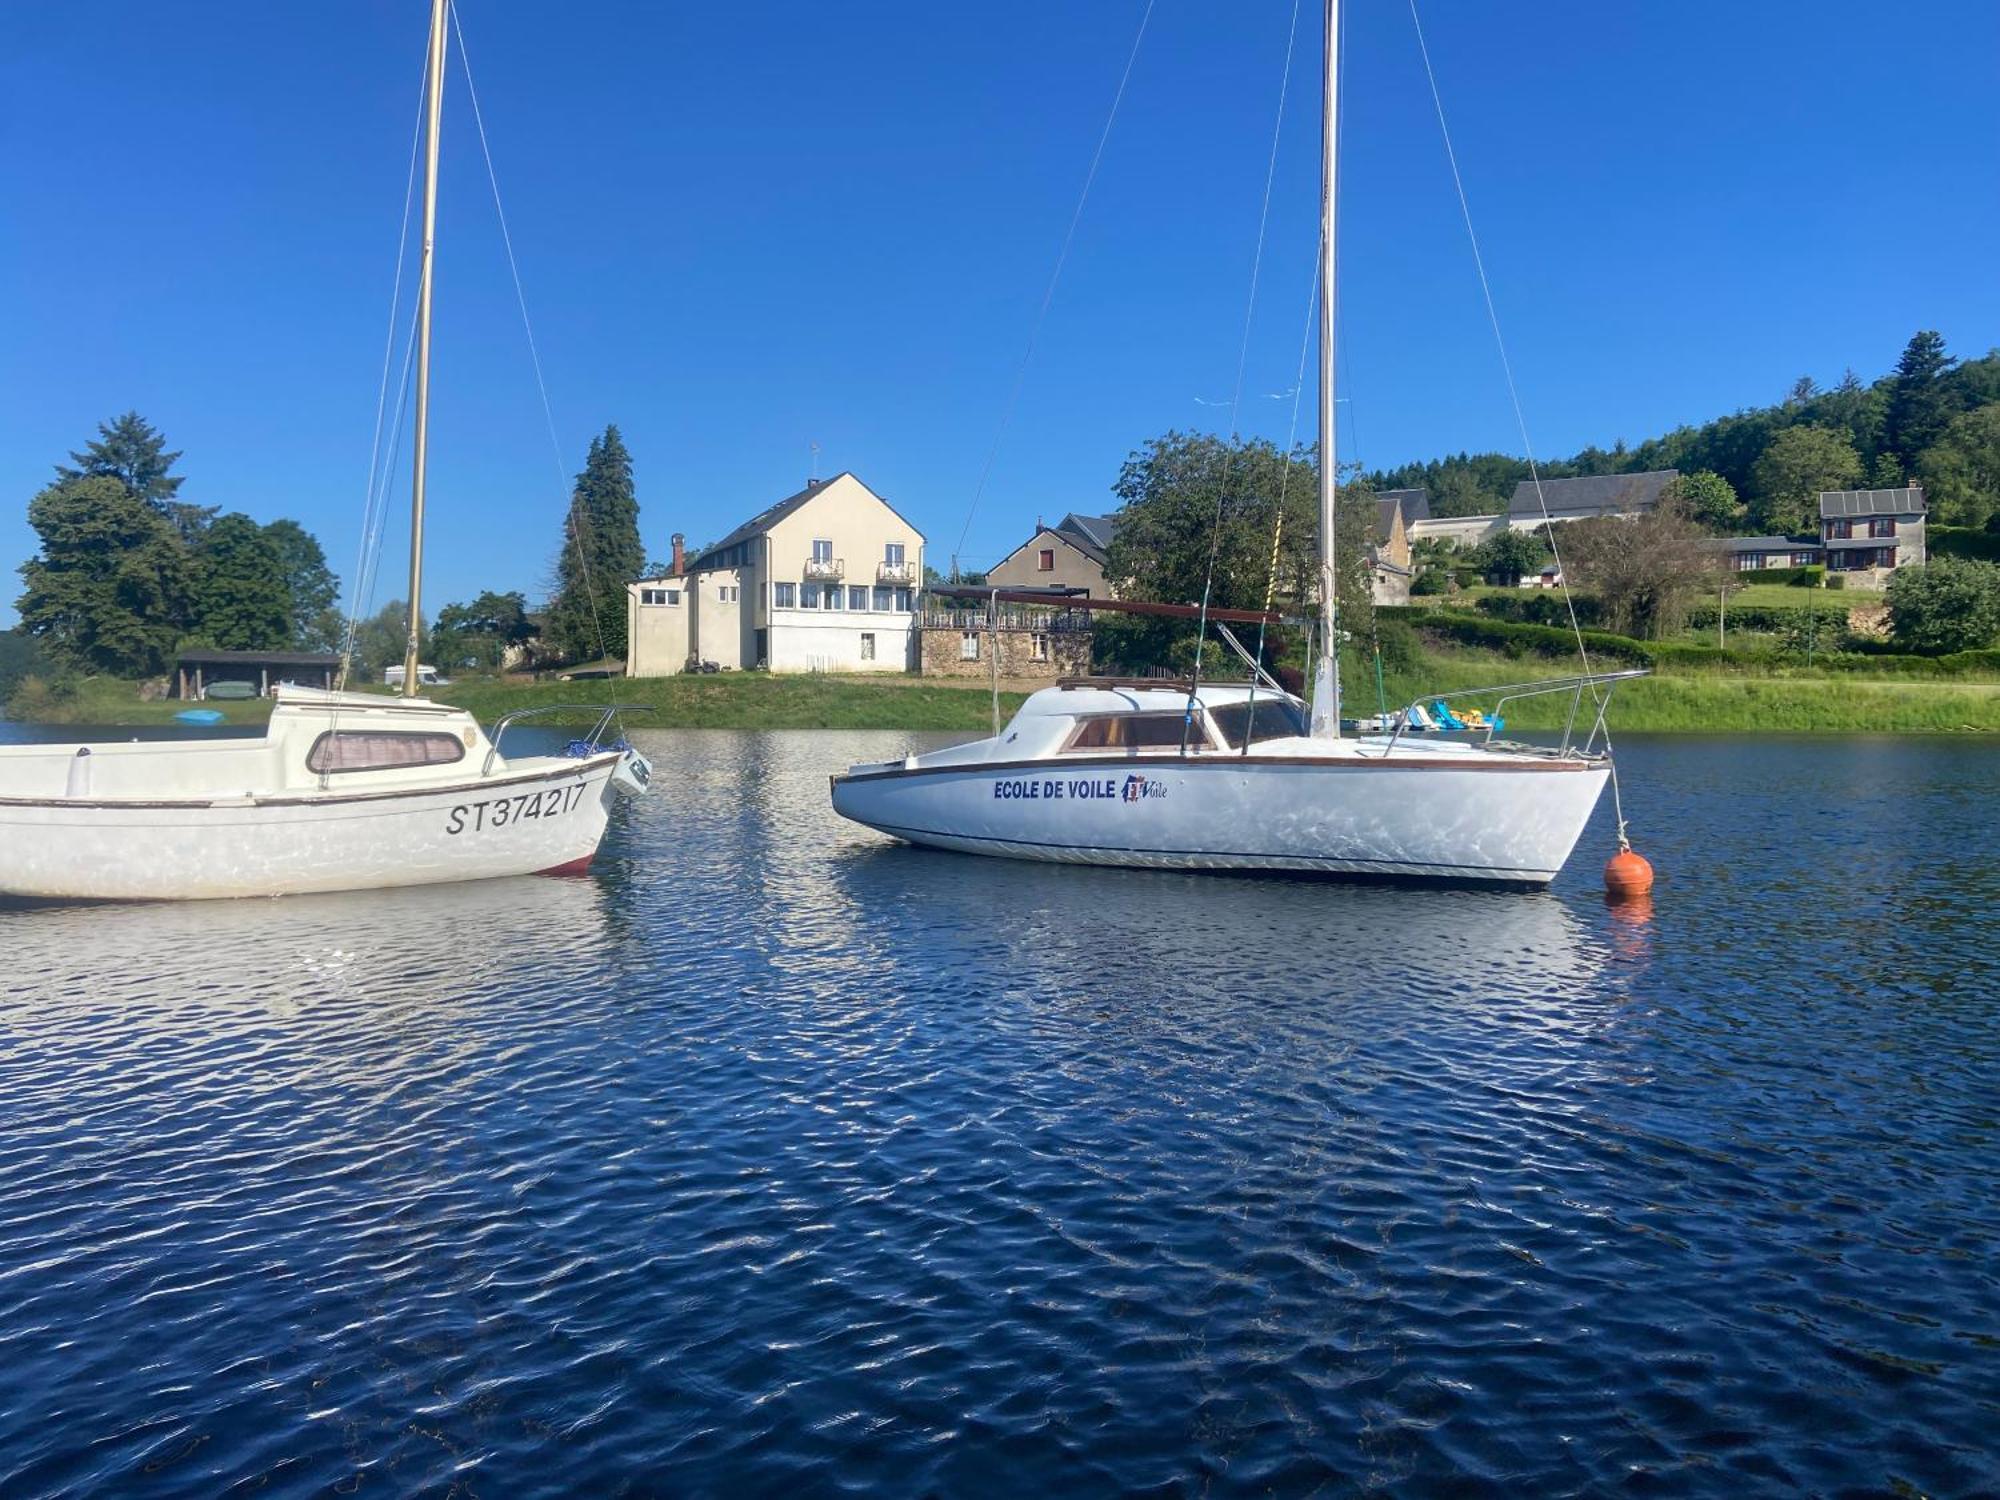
left=1208, top=698, right=1308, bottom=749
left=1062, top=711, right=1210, bottom=752
left=774, top=582, right=798, bottom=608
left=860, top=633, right=876, bottom=661
left=307, top=730, right=466, bottom=775
left=1038, top=548, right=1055, bottom=571
left=960, top=632, right=981, bottom=660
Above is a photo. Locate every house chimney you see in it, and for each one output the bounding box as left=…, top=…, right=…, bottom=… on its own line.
left=670, top=532, right=685, bottom=576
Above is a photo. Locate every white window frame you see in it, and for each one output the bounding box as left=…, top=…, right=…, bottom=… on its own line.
left=812, top=538, right=834, bottom=564
left=860, top=632, right=876, bottom=661
left=884, top=542, right=905, bottom=566
left=959, top=632, right=980, bottom=661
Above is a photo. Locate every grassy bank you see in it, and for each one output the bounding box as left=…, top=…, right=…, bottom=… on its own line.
left=434, top=673, right=1028, bottom=730
left=8, top=658, right=1998, bottom=734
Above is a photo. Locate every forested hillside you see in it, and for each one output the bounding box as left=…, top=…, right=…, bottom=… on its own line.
left=1369, top=332, right=2000, bottom=534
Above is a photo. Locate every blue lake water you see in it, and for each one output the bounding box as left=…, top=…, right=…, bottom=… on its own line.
left=0, top=728, right=1995, bottom=1496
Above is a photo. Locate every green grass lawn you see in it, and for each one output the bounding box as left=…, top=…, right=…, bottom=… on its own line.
left=433, top=672, right=1027, bottom=731
left=10, top=653, right=1998, bottom=734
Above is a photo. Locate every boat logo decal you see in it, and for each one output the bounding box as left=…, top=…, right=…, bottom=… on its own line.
left=991, top=774, right=1167, bottom=804
left=446, top=781, right=587, bottom=835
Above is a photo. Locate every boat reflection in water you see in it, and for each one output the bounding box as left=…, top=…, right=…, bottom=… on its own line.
left=0, top=870, right=619, bottom=1045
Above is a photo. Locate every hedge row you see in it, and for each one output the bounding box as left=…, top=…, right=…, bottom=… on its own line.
left=1930, top=526, right=2000, bottom=564
left=1381, top=606, right=2000, bottom=678
left=1381, top=607, right=1652, bottom=667
left=1684, top=603, right=1848, bottom=634
left=1473, top=593, right=1605, bottom=627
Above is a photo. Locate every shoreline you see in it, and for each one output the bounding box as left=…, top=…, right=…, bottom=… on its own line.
left=5, top=667, right=1999, bottom=735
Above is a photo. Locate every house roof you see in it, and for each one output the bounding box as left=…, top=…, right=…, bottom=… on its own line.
left=682, top=472, right=925, bottom=575
left=177, top=649, right=341, bottom=667
left=1709, top=535, right=1820, bottom=553
left=1507, top=469, right=1678, bottom=519
left=1820, top=486, right=1927, bottom=519
left=1056, top=512, right=1120, bottom=564
left=1373, top=488, right=1430, bottom=539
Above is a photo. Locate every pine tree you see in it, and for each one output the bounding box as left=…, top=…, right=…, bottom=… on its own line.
left=57, top=411, right=216, bottom=542
left=550, top=425, right=645, bottom=662
left=1884, top=330, right=1959, bottom=470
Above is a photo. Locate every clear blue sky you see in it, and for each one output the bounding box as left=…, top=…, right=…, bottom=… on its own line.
left=3, top=1, right=1996, bottom=625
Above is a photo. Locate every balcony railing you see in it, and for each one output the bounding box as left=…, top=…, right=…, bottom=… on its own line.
left=876, top=560, right=917, bottom=584
left=802, top=557, right=845, bottom=581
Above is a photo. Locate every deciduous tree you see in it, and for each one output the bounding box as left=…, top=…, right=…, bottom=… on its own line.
left=1886, top=556, right=2000, bottom=653
left=1664, top=470, right=1742, bottom=529
left=1749, top=426, right=1862, bottom=534
left=16, top=476, right=195, bottom=675
left=431, top=590, right=534, bottom=672
left=1914, top=403, right=2000, bottom=529
left=1559, top=497, right=1718, bottom=639
left=191, top=513, right=292, bottom=650
left=262, top=518, right=341, bottom=650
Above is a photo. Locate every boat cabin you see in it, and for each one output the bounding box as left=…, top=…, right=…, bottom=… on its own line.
left=0, top=687, right=502, bottom=803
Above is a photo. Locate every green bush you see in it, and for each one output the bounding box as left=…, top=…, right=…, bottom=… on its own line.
left=1723, top=564, right=1825, bottom=587
left=1410, top=568, right=1449, bottom=596
left=1473, top=593, right=1605, bottom=628
left=1930, top=526, right=2000, bottom=564
left=1887, top=556, right=2000, bottom=653
left=1825, top=574, right=1845, bottom=591
left=1686, top=602, right=1847, bottom=634
left=1383, top=607, right=1653, bottom=667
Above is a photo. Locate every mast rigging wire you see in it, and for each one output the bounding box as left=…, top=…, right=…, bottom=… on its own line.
left=338, top=56, right=430, bottom=693
left=951, top=0, right=1157, bottom=570
left=452, top=1, right=626, bottom=708
left=1184, top=0, right=1308, bottom=749
left=1407, top=0, right=1629, bottom=838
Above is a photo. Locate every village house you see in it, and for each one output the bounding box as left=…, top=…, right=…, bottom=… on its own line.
left=986, top=512, right=1121, bottom=595
left=625, top=473, right=925, bottom=676
left=1820, top=486, right=1926, bottom=583
left=1504, top=469, right=1678, bottom=530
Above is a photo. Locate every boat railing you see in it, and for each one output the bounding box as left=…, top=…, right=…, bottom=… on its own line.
left=481, top=704, right=650, bottom=775
left=1373, top=668, right=1649, bottom=761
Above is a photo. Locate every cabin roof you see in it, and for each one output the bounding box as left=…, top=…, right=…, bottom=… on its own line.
left=176, top=648, right=341, bottom=667
left=1819, top=486, right=1927, bottom=518
left=1507, top=469, right=1678, bottom=519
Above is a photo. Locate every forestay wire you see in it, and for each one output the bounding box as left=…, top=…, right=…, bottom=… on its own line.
left=951, top=0, right=1157, bottom=571
left=1407, top=0, right=1630, bottom=840
left=1182, top=0, right=1304, bottom=753
left=451, top=1, right=626, bottom=722
left=337, top=54, right=429, bottom=696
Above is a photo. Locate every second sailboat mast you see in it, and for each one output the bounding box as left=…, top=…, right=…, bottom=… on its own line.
left=402, top=0, right=449, bottom=699
left=1311, top=0, right=1342, bottom=737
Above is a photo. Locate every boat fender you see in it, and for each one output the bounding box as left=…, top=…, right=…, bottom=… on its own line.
left=64, top=747, right=91, bottom=799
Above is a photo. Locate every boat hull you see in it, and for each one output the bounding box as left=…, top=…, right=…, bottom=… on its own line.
left=831, top=754, right=1611, bottom=884
left=0, top=755, right=623, bottom=902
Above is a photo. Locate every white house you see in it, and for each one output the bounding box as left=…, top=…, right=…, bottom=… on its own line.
left=626, top=473, right=926, bottom=676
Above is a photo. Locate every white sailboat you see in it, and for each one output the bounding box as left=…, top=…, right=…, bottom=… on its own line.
left=0, top=0, right=649, bottom=903
left=831, top=0, right=1641, bottom=885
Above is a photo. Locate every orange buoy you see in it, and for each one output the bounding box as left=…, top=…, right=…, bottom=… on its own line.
left=1604, top=847, right=1655, bottom=900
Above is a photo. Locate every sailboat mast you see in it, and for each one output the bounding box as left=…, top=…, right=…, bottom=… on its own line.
left=402, top=0, right=449, bottom=699
left=1309, top=0, right=1342, bottom=737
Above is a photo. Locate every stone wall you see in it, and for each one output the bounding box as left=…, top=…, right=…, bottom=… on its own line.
left=919, top=625, right=1093, bottom=680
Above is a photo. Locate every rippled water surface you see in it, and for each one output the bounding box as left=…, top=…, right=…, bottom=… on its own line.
left=0, top=729, right=1995, bottom=1497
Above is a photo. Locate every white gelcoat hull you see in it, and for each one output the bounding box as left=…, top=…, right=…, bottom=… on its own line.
left=832, top=755, right=1610, bottom=884
left=0, top=755, right=621, bottom=903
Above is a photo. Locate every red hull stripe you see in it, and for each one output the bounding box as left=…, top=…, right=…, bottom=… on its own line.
left=537, top=855, right=595, bottom=877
